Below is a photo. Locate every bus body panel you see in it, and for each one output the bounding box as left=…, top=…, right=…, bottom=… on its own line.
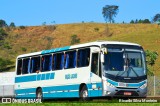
left=15, top=41, right=147, bottom=99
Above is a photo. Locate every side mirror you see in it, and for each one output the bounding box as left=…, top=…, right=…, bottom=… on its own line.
left=101, top=54, right=104, bottom=63
left=101, top=48, right=107, bottom=54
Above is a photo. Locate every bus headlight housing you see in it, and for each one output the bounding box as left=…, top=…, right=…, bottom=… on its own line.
left=106, top=81, right=115, bottom=88
left=140, top=82, right=147, bottom=89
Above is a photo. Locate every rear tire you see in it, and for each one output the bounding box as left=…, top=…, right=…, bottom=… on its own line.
left=36, top=88, right=43, bottom=101
left=80, top=85, right=89, bottom=101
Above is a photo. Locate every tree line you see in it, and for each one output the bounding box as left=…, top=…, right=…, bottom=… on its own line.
left=102, top=5, right=160, bottom=24
left=0, top=19, right=15, bottom=28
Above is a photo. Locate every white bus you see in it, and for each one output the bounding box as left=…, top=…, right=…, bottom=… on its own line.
left=15, top=41, right=147, bottom=100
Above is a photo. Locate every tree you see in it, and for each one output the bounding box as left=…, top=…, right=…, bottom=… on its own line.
left=9, top=22, right=16, bottom=27
left=145, top=50, right=158, bottom=75
left=135, top=19, right=138, bottom=24
left=0, top=19, right=7, bottom=27
left=70, top=34, right=80, bottom=45
left=138, top=19, right=143, bottom=23
left=102, top=5, right=119, bottom=23
left=130, top=20, right=135, bottom=24
left=152, top=13, right=160, bottom=23
left=143, top=19, right=151, bottom=23
left=146, top=50, right=158, bottom=67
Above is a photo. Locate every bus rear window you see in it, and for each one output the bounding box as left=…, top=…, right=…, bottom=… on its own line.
left=17, top=59, right=22, bottom=75
left=22, top=58, right=30, bottom=74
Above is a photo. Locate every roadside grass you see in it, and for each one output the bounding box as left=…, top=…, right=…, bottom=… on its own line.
left=1, top=103, right=160, bottom=106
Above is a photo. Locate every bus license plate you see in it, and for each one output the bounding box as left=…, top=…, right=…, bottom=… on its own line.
left=118, top=82, right=126, bottom=87
left=124, top=92, right=131, bottom=96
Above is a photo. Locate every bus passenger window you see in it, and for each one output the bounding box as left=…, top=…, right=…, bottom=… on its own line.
left=77, top=48, right=90, bottom=67
left=52, top=54, right=56, bottom=70
left=41, top=55, right=52, bottom=72
left=64, top=51, right=76, bottom=69
left=91, top=53, right=99, bottom=75
left=55, top=53, right=64, bottom=70
left=22, top=58, right=30, bottom=74
left=31, top=56, right=40, bottom=73
left=17, top=59, right=22, bottom=75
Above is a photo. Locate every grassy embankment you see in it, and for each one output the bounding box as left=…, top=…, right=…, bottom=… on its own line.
left=1, top=23, right=160, bottom=74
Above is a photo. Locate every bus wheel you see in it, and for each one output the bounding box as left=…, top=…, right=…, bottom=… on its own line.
left=36, top=88, right=43, bottom=100
left=80, top=86, right=89, bottom=101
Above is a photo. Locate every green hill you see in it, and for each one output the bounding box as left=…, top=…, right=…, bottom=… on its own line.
left=1, top=23, right=160, bottom=74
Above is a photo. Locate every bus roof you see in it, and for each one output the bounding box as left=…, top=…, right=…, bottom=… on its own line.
left=17, top=41, right=141, bottom=58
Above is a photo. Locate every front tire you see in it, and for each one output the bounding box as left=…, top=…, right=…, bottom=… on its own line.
left=80, top=86, right=89, bottom=101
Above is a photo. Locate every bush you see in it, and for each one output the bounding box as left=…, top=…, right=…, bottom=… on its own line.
left=0, top=28, right=7, bottom=40
left=70, top=34, right=80, bottom=45
left=46, top=25, right=56, bottom=31
left=145, top=50, right=158, bottom=75
left=94, top=27, right=99, bottom=32
left=3, top=42, right=12, bottom=49
left=21, top=47, right=27, bottom=52
left=0, top=57, right=13, bottom=71
left=19, top=26, right=26, bottom=29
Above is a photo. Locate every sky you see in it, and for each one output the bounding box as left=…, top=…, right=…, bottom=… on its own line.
left=0, top=0, right=160, bottom=26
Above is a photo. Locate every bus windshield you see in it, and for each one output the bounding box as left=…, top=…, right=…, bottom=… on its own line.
left=103, top=48, right=146, bottom=77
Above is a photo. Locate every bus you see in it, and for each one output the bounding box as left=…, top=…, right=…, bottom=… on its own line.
left=15, top=41, right=147, bottom=100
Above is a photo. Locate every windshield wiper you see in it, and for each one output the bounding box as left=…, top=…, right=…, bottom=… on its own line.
left=115, top=66, right=139, bottom=78
left=128, top=66, right=139, bottom=77
left=115, top=69, right=127, bottom=77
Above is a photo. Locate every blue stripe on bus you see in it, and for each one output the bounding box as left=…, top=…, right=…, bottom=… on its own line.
left=43, top=91, right=79, bottom=98
left=107, top=79, right=146, bottom=88
left=41, top=46, right=70, bottom=54
left=15, top=82, right=103, bottom=98
left=43, top=84, right=79, bottom=92
left=41, top=74, right=45, bottom=80
left=37, top=74, right=41, bottom=81
left=16, top=94, right=36, bottom=99
left=15, top=88, right=36, bottom=94
left=50, top=73, right=54, bottom=79
left=46, top=73, right=50, bottom=80
left=15, top=72, right=55, bottom=83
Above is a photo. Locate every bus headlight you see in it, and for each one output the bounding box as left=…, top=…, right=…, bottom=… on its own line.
left=140, top=82, right=147, bottom=89
left=106, top=81, right=115, bottom=88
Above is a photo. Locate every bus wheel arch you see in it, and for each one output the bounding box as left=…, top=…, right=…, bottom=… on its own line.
left=36, top=87, right=43, bottom=100
left=79, top=83, right=89, bottom=101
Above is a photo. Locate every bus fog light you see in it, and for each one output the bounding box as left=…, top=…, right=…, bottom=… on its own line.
left=106, top=91, right=111, bottom=95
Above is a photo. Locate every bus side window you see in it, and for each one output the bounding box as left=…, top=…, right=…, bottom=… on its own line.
left=64, top=51, right=76, bottom=69
left=41, top=55, right=52, bottom=72
left=31, top=56, right=40, bottom=73
left=17, top=59, right=22, bottom=75
left=22, top=58, right=30, bottom=74
left=52, top=54, right=56, bottom=71
left=91, top=53, right=99, bottom=75
left=53, top=53, right=64, bottom=70
left=77, top=48, right=90, bottom=67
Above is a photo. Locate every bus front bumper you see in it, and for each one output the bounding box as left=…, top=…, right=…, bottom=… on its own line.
left=103, top=86, right=147, bottom=97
